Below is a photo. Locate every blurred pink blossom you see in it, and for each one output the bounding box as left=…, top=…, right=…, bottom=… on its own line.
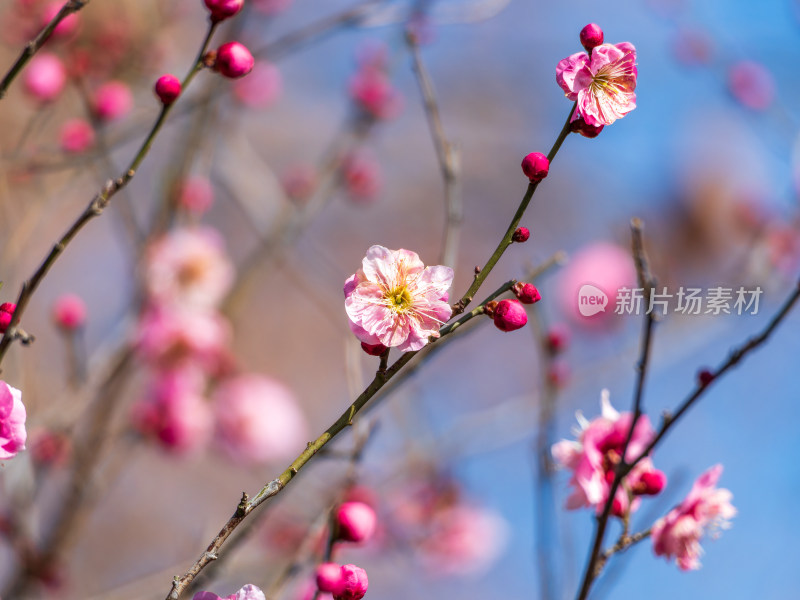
left=93, top=80, right=133, bottom=121
left=52, top=293, right=87, bottom=331
left=193, top=584, right=266, bottom=600
left=252, top=0, right=293, bottom=15
left=213, top=374, right=308, bottom=464
left=557, top=241, right=636, bottom=327
left=143, top=227, right=233, bottom=310
left=131, top=368, right=212, bottom=454
left=344, top=245, right=453, bottom=352
left=349, top=67, right=403, bottom=120
left=652, top=464, right=736, bottom=570
left=551, top=390, right=664, bottom=516
left=556, top=42, right=637, bottom=126
left=418, top=504, right=509, bottom=576
left=176, top=177, right=215, bottom=215
left=41, top=1, right=80, bottom=38
left=0, top=381, right=26, bottom=461
left=728, top=60, right=775, bottom=111
left=282, top=163, right=318, bottom=204
left=23, top=53, right=66, bottom=102
left=135, top=306, right=231, bottom=371
left=233, top=61, right=282, bottom=108
left=342, top=152, right=382, bottom=202
left=59, top=119, right=95, bottom=154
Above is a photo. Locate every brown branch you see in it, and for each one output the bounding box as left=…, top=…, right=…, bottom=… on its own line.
left=406, top=29, right=462, bottom=268
left=0, top=0, right=92, bottom=100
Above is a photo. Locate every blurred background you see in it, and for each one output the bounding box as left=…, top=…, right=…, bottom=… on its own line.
left=0, top=0, right=798, bottom=598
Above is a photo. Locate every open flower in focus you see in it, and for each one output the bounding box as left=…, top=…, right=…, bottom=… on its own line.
left=551, top=389, right=664, bottom=516
left=344, top=246, right=453, bottom=352
left=652, top=464, right=736, bottom=571
left=556, top=42, right=637, bottom=126
left=143, top=227, right=233, bottom=310
left=0, top=381, right=26, bottom=460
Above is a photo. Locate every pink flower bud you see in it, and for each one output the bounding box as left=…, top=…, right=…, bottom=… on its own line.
left=316, top=563, right=344, bottom=594
left=569, top=116, right=604, bottom=138
left=214, top=42, right=255, bottom=79
left=546, top=360, right=570, bottom=388
left=23, top=53, right=66, bottom=102
left=281, top=164, right=317, bottom=204
left=343, top=152, right=382, bottom=203
left=513, top=282, right=541, bottom=305
left=334, top=565, right=368, bottom=600
left=336, top=501, right=377, bottom=544
left=728, top=60, right=775, bottom=111
left=93, top=81, right=133, bottom=121
left=492, top=299, right=527, bottom=332
left=204, top=0, right=245, bottom=21
left=0, top=303, right=17, bottom=333
left=512, top=227, right=530, bottom=243
left=521, top=152, right=549, bottom=182
left=29, top=428, right=71, bottom=467
left=42, top=1, right=79, bottom=38
left=637, top=469, right=667, bottom=496
left=154, top=74, right=181, bottom=105
left=579, top=23, right=604, bottom=52
left=360, top=342, right=387, bottom=356
left=59, top=118, right=94, bottom=153
left=52, top=294, right=86, bottom=331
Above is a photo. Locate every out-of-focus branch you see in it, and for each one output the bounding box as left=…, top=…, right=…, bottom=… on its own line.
left=0, top=21, right=221, bottom=367
left=0, top=0, right=92, bottom=100
left=406, top=29, right=462, bottom=268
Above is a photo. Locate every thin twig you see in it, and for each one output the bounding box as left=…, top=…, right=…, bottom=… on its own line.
left=575, top=218, right=658, bottom=600
left=0, top=0, right=92, bottom=100
left=406, top=29, right=462, bottom=268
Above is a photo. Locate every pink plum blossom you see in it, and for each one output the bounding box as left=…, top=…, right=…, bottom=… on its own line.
left=728, top=60, right=775, bottom=111
left=556, top=42, right=637, bottom=126
left=651, top=464, right=736, bottom=570
left=557, top=241, right=636, bottom=327
left=0, top=381, right=27, bottom=460
left=551, top=390, right=665, bottom=516
left=213, top=374, right=309, bottom=464
left=342, top=152, right=382, bottom=203
left=143, top=227, right=233, bottom=310
left=344, top=245, right=453, bottom=352
left=23, top=53, right=66, bottom=102
left=93, top=81, right=133, bottom=121
left=131, top=368, right=212, bottom=454
left=176, top=176, right=215, bottom=215
left=52, top=293, right=87, bottom=331
left=59, top=118, right=95, bottom=153
left=134, top=306, right=230, bottom=371
left=349, top=67, right=403, bottom=120
left=418, top=504, right=509, bottom=576
left=193, top=584, right=266, bottom=600
left=233, top=61, right=282, bottom=108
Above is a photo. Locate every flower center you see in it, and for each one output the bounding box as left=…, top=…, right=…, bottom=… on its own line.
left=386, top=286, right=413, bottom=312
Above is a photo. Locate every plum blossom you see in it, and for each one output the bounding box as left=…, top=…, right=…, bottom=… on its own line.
left=651, top=464, right=736, bottom=571
left=131, top=368, right=213, bottom=454
left=143, top=227, right=233, bottom=310
left=551, top=390, right=665, bottom=516
left=193, top=584, right=266, bottom=600
left=135, top=306, right=230, bottom=371
left=556, top=42, right=637, bottom=126
left=344, top=246, right=453, bottom=352
left=0, top=381, right=27, bottom=460
left=213, top=374, right=308, bottom=464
